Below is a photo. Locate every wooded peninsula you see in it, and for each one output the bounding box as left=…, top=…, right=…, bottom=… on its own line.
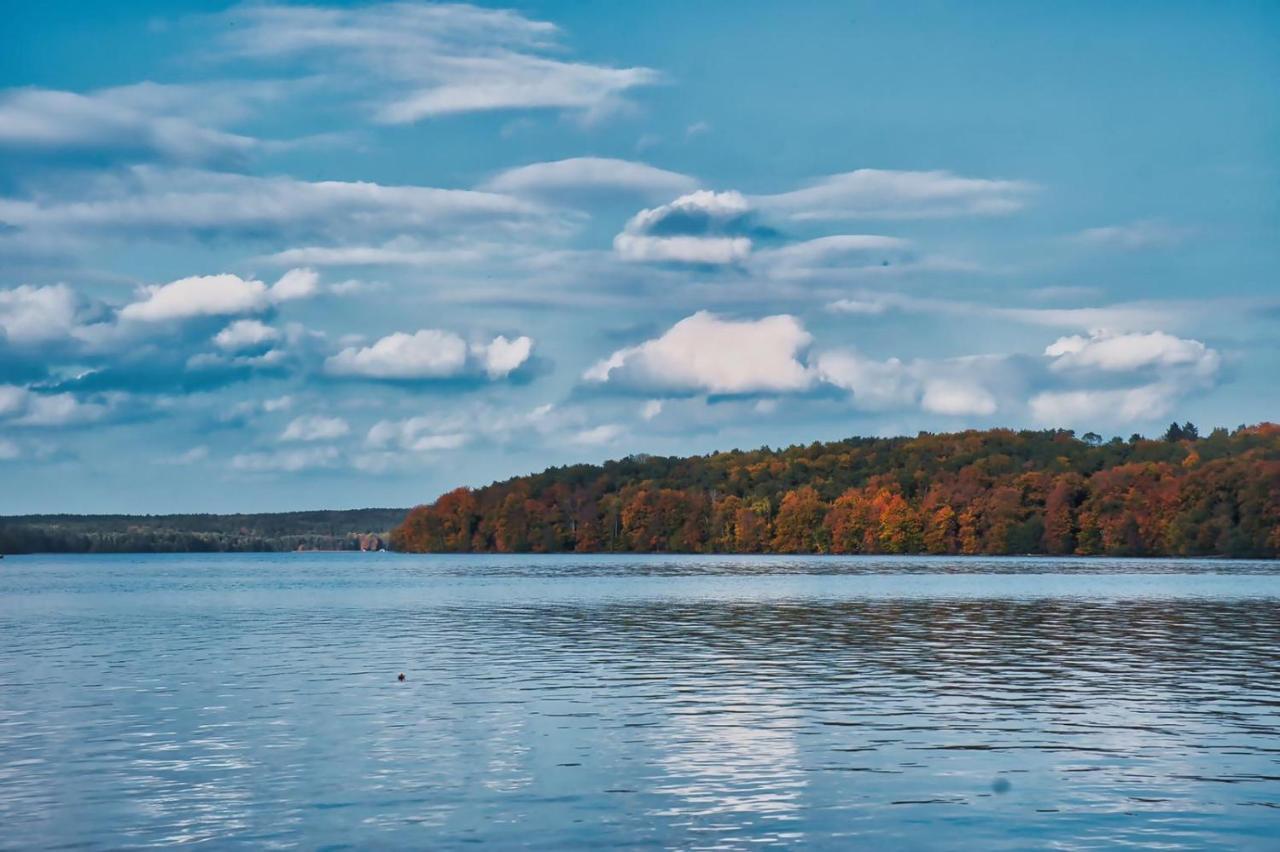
left=392, top=423, right=1279, bottom=558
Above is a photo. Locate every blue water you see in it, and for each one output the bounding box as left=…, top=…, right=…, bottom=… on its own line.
left=2, top=554, right=1278, bottom=850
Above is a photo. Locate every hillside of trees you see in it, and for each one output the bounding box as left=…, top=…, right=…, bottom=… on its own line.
left=392, top=423, right=1280, bottom=558
left=0, top=509, right=407, bottom=554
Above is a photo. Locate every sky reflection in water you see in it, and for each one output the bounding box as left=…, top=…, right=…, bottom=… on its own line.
left=1, top=553, right=1278, bottom=849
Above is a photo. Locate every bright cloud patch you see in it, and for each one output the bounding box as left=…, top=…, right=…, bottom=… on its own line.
left=0, top=84, right=260, bottom=165
left=1029, top=386, right=1173, bottom=425
left=585, top=311, right=813, bottom=394
left=1045, top=330, right=1219, bottom=374
left=757, top=169, right=1035, bottom=220
left=482, top=157, right=697, bottom=201
left=281, top=414, right=350, bottom=442
left=614, top=190, right=756, bottom=265
left=219, top=3, right=657, bottom=123
left=230, top=446, right=340, bottom=473
left=325, top=329, right=532, bottom=380
left=121, top=268, right=317, bottom=322
left=213, top=319, right=280, bottom=351
left=0, top=384, right=109, bottom=427
left=0, top=167, right=544, bottom=242
left=472, top=335, right=534, bottom=379
left=0, top=284, right=85, bottom=346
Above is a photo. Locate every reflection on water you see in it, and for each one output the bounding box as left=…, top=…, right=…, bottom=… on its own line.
left=1, top=554, right=1278, bottom=849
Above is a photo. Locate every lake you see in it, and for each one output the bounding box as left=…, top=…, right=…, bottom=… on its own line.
left=1, top=554, right=1278, bottom=849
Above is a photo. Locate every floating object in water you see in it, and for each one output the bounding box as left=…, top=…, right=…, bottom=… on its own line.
left=397, top=672, right=406, bottom=682
left=992, top=777, right=1012, bottom=794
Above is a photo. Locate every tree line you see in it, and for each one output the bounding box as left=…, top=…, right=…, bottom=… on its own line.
left=392, top=423, right=1280, bottom=558
left=0, top=509, right=405, bottom=554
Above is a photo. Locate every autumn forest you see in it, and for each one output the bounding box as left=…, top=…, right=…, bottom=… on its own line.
left=392, top=423, right=1280, bottom=558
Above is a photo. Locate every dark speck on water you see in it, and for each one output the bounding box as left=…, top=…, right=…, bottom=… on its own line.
left=1, top=552, right=1278, bottom=849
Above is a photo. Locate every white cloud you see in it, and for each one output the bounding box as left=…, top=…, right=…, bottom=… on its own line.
left=270, top=267, right=319, bottom=301
left=0, top=83, right=261, bottom=164
left=261, top=241, right=493, bottom=268
left=213, top=319, right=280, bottom=351
left=825, top=298, right=891, bottom=316
left=585, top=311, right=814, bottom=394
left=326, top=329, right=534, bottom=381
left=219, top=3, right=657, bottom=123
left=640, top=400, right=664, bottom=420
left=1070, top=220, right=1191, bottom=250
left=0, top=284, right=84, bottom=346
left=0, top=384, right=108, bottom=427
left=613, top=190, right=755, bottom=265
left=571, top=423, right=625, bottom=446
left=1044, top=330, right=1219, bottom=375
left=0, top=167, right=544, bottom=242
left=0, top=437, right=19, bottom=460
left=121, top=273, right=269, bottom=322
left=120, top=268, right=319, bottom=323
left=367, top=416, right=471, bottom=453
left=263, top=395, right=294, bottom=412
left=920, top=380, right=998, bottom=416
left=1029, top=385, right=1174, bottom=425
left=230, top=446, right=340, bottom=472
left=812, top=351, right=918, bottom=410
left=754, top=234, right=917, bottom=280
left=614, top=234, right=752, bottom=265
left=756, top=169, right=1035, bottom=220
left=162, top=445, right=210, bottom=465
left=326, top=329, right=469, bottom=379
left=482, top=157, right=697, bottom=200
left=814, top=351, right=1013, bottom=417
left=471, top=335, right=533, bottom=379
left=281, top=414, right=350, bottom=442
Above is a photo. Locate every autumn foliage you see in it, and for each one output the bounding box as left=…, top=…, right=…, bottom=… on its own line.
left=391, top=424, right=1280, bottom=558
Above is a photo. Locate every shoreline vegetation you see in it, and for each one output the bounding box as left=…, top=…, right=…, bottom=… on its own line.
left=0, top=509, right=403, bottom=555
left=392, top=423, right=1280, bottom=559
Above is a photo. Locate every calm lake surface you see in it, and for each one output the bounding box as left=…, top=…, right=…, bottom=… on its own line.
left=2, top=554, right=1278, bottom=850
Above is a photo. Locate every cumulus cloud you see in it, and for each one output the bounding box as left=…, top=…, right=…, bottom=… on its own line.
left=270, top=267, right=319, bottom=301
left=613, top=190, right=758, bottom=265
left=0, top=284, right=87, bottom=346
left=0, top=384, right=110, bottom=427
left=1029, top=385, right=1174, bottom=425
left=1028, top=330, right=1222, bottom=425
left=472, top=335, right=534, bottom=379
left=281, top=414, right=350, bottom=442
left=756, top=168, right=1035, bottom=220
left=213, top=319, right=280, bottom=351
left=482, top=157, right=697, bottom=201
left=584, top=311, right=813, bottom=394
left=324, top=329, right=532, bottom=380
left=120, top=268, right=318, bottom=323
left=367, top=416, right=471, bottom=453
left=920, top=380, right=998, bottom=416
left=218, top=3, right=656, bottom=123
left=1044, top=330, right=1219, bottom=375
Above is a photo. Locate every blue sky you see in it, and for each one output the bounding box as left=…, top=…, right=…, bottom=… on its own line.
left=1, top=0, right=1276, bottom=513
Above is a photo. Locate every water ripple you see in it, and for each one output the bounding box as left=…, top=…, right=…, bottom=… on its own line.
left=0, top=553, right=1278, bottom=849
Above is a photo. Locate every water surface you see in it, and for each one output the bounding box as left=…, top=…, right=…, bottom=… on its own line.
left=1, top=554, right=1278, bottom=849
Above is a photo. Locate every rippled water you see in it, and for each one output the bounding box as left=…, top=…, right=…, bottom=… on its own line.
left=2, top=554, right=1278, bottom=849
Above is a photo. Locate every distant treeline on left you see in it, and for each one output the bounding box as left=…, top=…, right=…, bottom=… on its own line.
left=0, top=509, right=409, bottom=554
